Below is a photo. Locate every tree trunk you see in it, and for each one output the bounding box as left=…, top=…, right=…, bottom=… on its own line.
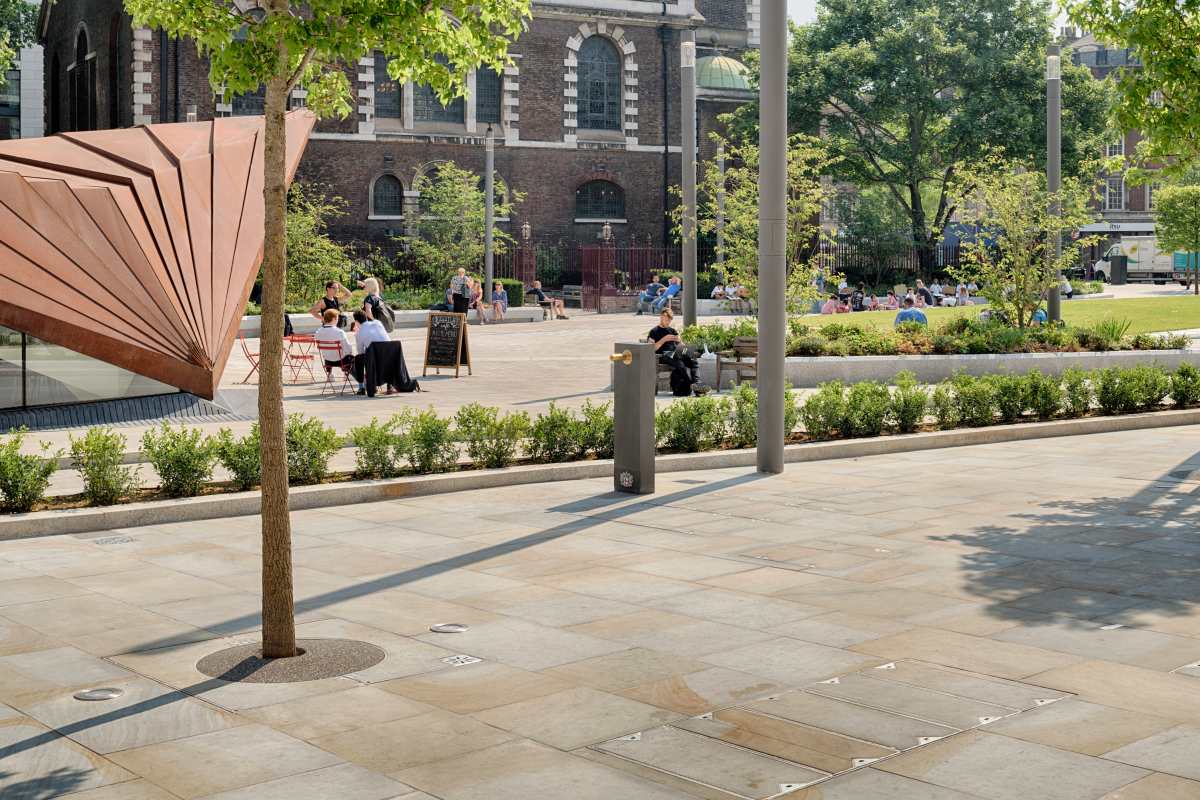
left=908, top=184, right=935, bottom=278
left=259, top=67, right=296, bottom=659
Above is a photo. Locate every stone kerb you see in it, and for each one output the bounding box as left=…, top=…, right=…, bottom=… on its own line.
left=701, top=348, right=1199, bottom=389
left=6, top=406, right=1200, bottom=541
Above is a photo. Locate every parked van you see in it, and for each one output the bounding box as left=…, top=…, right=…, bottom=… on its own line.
left=1093, top=236, right=1198, bottom=285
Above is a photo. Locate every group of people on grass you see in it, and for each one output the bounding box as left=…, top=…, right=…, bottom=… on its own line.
left=821, top=279, right=978, bottom=317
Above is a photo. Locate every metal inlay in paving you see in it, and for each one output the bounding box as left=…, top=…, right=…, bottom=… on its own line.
left=591, top=660, right=1074, bottom=798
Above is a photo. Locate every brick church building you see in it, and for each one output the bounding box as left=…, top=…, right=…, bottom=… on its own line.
left=37, top=0, right=756, bottom=251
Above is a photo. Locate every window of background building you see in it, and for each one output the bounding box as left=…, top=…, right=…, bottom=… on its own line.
left=1104, top=176, right=1125, bottom=211
left=372, top=174, right=404, bottom=217
left=575, top=179, right=624, bottom=219
left=1107, top=137, right=1124, bottom=158
left=231, top=85, right=266, bottom=116
left=374, top=52, right=401, bottom=119
left=475, top=66, right=502, bottom=126
left=577, top=37, right=621, bottom=131
left=68, top=28, right=97, bottom=132
left=414, top=56, right=464, bottom=124
left=0, top=69, right=19, bottom=140
left=108, top=16, right=124, bottom=128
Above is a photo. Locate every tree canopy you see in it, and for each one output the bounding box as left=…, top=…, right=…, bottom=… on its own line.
left=730, top=0, right=1108, bottom=266
left=1153, top=184, right=1200, bottom=294
left=0, top=0, right=37, bottom=76
left=1066, top=0, right=1200, bottom=173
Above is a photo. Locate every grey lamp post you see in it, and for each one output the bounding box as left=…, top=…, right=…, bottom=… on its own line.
left=681, top=32, right=698, bottom=328
left=484, top=123, right=495, bottom=305
left=716, top=141, right=726, bottom=270
left=757, top=0, right=786, bottom=474
left=1047, top=45, right=1062, bottom=323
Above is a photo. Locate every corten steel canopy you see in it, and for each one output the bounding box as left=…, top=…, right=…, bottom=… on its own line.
left=0, top=110, right=316, bottom=400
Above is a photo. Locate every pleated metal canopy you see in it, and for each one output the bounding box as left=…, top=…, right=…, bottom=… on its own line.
left=0, top=110, right=316, bottom=400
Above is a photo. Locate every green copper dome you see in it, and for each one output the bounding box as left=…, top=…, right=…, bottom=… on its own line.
left=696, top=55, right=751, bottom=91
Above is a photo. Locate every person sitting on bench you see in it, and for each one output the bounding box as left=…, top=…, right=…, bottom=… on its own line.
left=636, top=274, right=665, bottom=315
left=648, top=308, right=707, bottom=396
left=526, top=280, right=568, bottom=320
left=653, top=276, right=682, bottom=313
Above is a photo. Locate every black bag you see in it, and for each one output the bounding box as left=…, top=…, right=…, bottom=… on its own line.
left=367, top=295, right=395, bottom=332
left=669, top=367, right=692, bottom=396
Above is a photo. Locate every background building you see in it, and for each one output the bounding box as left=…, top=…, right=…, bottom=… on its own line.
left=37, top=0, right=756, bottom=253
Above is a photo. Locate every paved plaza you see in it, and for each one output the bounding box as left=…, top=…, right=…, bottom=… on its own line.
left=3, top=426, right=1200, bottom=797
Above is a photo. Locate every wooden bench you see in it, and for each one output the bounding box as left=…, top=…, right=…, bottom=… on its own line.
left=716, top=336, right=758, bottom=389
left=562, top=284, right=583, bottom=308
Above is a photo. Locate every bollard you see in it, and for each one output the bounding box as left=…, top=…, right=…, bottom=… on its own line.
left=611, top=341, right=655, bottom=494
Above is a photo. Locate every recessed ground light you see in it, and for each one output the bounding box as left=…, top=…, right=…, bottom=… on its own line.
left=74, top=688, right=124, bottom=701
left=429, top=623, right=470, bottom=633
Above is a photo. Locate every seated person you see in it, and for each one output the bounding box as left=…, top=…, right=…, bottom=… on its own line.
left=314, top=308, right=355, bottom=375
left=820, top=294, right=841, bottom=315
left=725, top=284, right=743, bottom=300
left=526, top=280, right=568, bottom=319
left=1059, top=274, right=1074, bottom=300
left=849, top=283, right=866, bottom=312
left=866, top=293, right=880, bottom=311
left=894, top=297, right=929, bottom=327
left=309, top=281, right=351, bottom=325
left=637, top=274, right=665, bottom=314
left=1031, top=307, right=1049, bottom=325
left=913, top=291, right=928, bottom=308
left=351, top=309, right=390, bottom=394
left=468, top=278, right=490, bottom=324
left=883, top=290, right=900, bottom=310
left=492, top=284, right=508, bottom=320
left=930, top=279, right=944, bottom=303
left=653, top=276, right=682, bottom=313
left=711, top=283, right=726, bottom=299
left=956, top=283, right=973, bottom=306
left=915, top=280, right=934, bottom=307
left=648, top=308, right=707, bottom=396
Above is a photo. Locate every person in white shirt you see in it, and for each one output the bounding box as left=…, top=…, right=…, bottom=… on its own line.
left=314, top=308, right=355, bottom=382
left=711, top=283, right=726, bottom=299
left=350, top=309, right=390, bottom=394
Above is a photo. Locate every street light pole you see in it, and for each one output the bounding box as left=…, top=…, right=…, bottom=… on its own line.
left=1047, top=44, right=1062, bottom=323
left=757, top=0, right=786, bottom=474
left=716, top=142, right=726, bottom=270
left=484, top=123, right=495, bottom=306
left=681, top=31, right=698, bottom=328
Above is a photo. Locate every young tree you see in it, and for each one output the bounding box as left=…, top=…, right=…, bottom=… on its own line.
left=400, top=161, right=521, bottom=287
left=830, top=186, right=913, bottom=289
left=951, top=158, right=1097, bottom=329
left=0, top=0, right=37, bottom=77
left=1154, top=185, right=1200, bottom=295
left=125, top=0, right=528, bottom=659
left=285, top=183, right=350, bottom=307
left=1065, top=0, right=1200, bottom=172
left=730, top=0, right=1109, bottom=273
left=687, top=134, right=831, bottom=313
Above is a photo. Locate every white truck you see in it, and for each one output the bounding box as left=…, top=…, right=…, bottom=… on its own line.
left=1093, top=236, right=1198, bottom=285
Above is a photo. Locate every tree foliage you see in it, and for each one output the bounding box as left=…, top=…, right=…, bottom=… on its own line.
left=686, top=134, right=830, bottom=312
left=830, top=185, right=913, bottom=287
left=1065, top=0, right=1200, bottom=173
left=950, top=157, right=1098, bottom=329
left=0, top=0, right=36, bottom=77
left=1154, top=184, right=1200, bottom=295
left=284, top=183, right=350, bottom=306
left=399, top=161, right=521, bottom=285
left=730, top=0, right=1108, bottom=266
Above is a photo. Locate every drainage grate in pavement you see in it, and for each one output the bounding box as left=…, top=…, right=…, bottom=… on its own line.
left=591, top=660, right=1072, bottom=799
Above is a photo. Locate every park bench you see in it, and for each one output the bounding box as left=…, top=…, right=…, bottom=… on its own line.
left=716, top=336, right=758, bottom=389
left=562, top=285, right=583, bottom=308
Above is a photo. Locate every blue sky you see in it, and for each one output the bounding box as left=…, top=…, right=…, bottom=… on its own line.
left=788, top=0, right=818, bottom=23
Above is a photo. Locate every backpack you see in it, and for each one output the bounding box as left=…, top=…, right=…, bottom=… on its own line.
left=370, top=295, right=396, bottom=332
left=669, top=367, right=693, bottom=397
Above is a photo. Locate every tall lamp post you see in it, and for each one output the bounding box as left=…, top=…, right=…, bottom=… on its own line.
left=681, top=32, right=698, bottom=328
left=484, top=123, right=495, bottom=306
left=1047, top=45, right=1062, bottom=323
left=716, top=142, right=726, bottom=271
left=757, top=0, right=786, bottom=474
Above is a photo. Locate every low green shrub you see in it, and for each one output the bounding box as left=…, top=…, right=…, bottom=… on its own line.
left=930, top=382, right=958, bottom=429
left=528, top=403, right=586, bottom=463
left=1125, top=364, right=1171, bottom=411
left=1061, top=368, right=1093, bottom=418
left=784, top=385, right=801, bottom=438
left=1082, top=318, right=1132, bottom=351
left=454, top=403, right=530, bottom=469
left=70, top=427, right=139, bottom=506
left=349, top=418, right=403, bottom=478
left=401, top=409, right=458, bottom=474
left=799, top=381, right=846, bottom=439
left=951, top=375, right=997, bottom=427
left=1023, top=370, right=1063, bottom=421
left=656, top=396, right=728, bottom=452
left=285, top=414, right=342, bottom=485
left=889, top=371, right=928, bottom=433
left=729, top=382, right=758, bottom=447
left=787, top=335, right=825, bottom=357
left=1172, top=363, right=1200, bottom=408
left=987, top=374, right=1028, bottom=424
left=579, top=400, right=615, bottom=459
left=215, top=426, right=261, bottom=490
left=843, top=381, right=891, bottom=437
left=1094, top=367, right=1135, bottom=415
left=141, top=424, right=217, bottom=498
left=0, top=429, right=59, bottom=513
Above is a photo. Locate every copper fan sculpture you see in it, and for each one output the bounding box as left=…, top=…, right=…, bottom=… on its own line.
left=0, top=110, right=316, bottom=400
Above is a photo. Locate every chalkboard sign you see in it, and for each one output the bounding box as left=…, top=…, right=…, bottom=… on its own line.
left=423, top=312, right=472, bottom=377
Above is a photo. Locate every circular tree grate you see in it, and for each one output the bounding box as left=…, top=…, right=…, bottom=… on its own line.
left=196, top=638, right=385, bottom=684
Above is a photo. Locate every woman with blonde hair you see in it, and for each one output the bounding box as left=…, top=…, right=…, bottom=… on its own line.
left=358, top=276, right=386, bottom=324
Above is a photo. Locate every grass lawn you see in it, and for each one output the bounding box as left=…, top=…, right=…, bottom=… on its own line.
left=804, top=296, right=1200, bottom=335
